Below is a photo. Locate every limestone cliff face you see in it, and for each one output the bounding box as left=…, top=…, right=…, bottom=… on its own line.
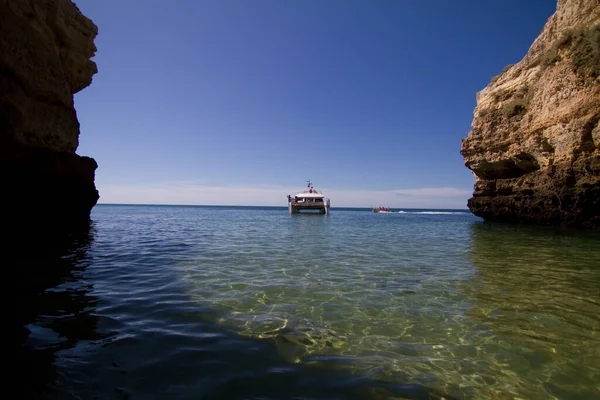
left=461, top=0, right=600, bottom=229
left=0, top=0, right=99, bottom=228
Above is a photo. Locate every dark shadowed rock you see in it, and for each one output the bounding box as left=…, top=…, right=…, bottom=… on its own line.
left=0, top=0, right=99, bottom=229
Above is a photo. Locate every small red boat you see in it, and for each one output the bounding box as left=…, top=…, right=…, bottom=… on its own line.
left=372, top=206, right=392, bottom=213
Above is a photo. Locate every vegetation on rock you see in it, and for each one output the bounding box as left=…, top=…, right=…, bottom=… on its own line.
left=540, top=23, right=600, bottom=85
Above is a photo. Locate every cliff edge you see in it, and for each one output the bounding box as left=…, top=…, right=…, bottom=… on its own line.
left=461, top=0, right=600, bottom=229
left=0, top=0, right=99, bottom=229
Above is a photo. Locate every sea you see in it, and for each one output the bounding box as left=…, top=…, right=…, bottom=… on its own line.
left=14, top=204, right=600, bottom=400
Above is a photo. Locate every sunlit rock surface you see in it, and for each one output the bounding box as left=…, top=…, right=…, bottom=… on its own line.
left=461, top=0, right=600, bottom=228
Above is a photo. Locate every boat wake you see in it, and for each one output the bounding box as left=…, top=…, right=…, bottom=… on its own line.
left=397, top=211, right=466, bottom=215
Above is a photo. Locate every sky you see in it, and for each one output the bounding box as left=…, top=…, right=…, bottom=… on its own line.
left=72, top=0, right=556, bottom=208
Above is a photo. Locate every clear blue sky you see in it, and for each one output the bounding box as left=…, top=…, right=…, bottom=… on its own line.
left=73, top=0, right=556, bottom=208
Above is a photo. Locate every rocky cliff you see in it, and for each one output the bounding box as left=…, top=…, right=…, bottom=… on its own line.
left=0, top=0, right=99, bottom=229
left=461, top=0, right=600, bottom=229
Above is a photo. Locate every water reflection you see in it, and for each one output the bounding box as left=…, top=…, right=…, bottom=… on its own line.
left=10, top=221, right=110, bottom=399
left=464, top=222, right=600, bottom=399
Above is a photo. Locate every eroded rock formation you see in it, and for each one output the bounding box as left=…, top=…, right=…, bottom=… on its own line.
left=461, top=0, right=600, bottom=229
left=0, top=0, right=99, bottom=229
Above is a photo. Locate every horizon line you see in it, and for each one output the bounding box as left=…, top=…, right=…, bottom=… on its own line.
left=96, top=202, right=471, bottom=211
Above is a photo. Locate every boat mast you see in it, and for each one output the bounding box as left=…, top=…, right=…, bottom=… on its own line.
left=307, top=179, right=313, bottom=193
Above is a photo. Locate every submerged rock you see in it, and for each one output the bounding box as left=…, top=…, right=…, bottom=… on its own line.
left=461, top=0, right=600, bottom=229
left=0, top=0, right=99, bottom=229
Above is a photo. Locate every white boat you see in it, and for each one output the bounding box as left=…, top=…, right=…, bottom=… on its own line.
left=287, top=180, right=330, bottom=214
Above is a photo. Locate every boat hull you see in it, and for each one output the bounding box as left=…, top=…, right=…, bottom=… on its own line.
left=289, top=202, right=329, bottom=214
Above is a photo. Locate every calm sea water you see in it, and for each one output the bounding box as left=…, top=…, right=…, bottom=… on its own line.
left=14, top=204, right=600, bottom=399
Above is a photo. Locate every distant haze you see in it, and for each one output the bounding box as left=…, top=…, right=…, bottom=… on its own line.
left=98, top=183, right=471, bottom=209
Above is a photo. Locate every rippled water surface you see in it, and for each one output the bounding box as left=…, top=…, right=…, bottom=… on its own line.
left=15, top=205, right=600, bottom=399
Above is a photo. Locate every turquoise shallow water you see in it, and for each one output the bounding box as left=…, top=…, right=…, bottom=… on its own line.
left=16, top=205, right=600, bottom=399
